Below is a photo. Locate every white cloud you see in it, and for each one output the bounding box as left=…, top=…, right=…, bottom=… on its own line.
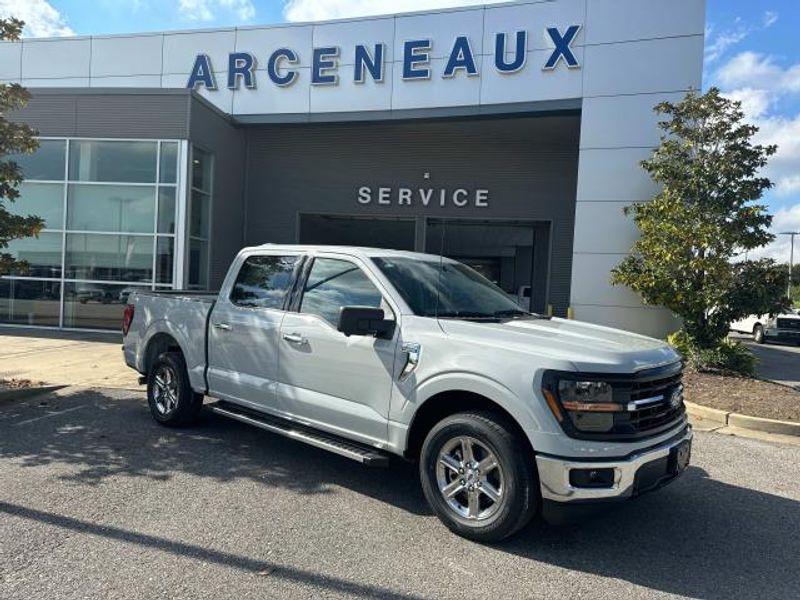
left=705, top=27, right=749, bottom=64
left=0, top=0, right=73, bottom=37
left=717, top=51, right=800, bottom=92
left=704, top=12, right=778, bottom=65
left=725, top=87, right=771, bottom=119
left=283, top=0, right=505, bottom=22
left=178, top=0, right=255, bottom=22
left=748, top=204, right=800, bottom=264
left=763, top=10, right=778, bottom=28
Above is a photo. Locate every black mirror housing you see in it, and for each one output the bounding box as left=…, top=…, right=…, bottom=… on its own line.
left=338, top=306, right=395, bottom=339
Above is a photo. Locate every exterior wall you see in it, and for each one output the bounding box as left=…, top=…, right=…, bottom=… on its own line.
left=8, top=89, right=191, bottom=139
left=570, top=0, right=704, bottom=337
left=188, top=98, right=246, bottom=288
left=243, top=114, right=580, bottom=315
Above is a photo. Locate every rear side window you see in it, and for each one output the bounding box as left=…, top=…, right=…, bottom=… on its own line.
left=300, top=258, right=384, bottom=325
left=230, top=255, right=299, bottom=309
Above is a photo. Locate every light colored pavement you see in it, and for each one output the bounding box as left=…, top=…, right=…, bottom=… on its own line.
left=730, top=332, right=800, bottom=389
left=1, top=387, right=799, bottom=599
left=0, top=328, right=138, bottom=389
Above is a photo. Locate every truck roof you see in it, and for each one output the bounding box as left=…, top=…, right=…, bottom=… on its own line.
left=246, top=243, right=455, bottom=263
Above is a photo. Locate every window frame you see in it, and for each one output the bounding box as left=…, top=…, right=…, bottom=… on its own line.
left=227, top=253, right=303, bottom=312
left=0, top=135, right=185, bottom=332
left=292, top=253, right=397, bottom=329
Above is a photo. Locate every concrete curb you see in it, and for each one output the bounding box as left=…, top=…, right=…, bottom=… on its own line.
left=0, top=385, right=65, bottom=403
left=685, top=400, right=800, bottom=438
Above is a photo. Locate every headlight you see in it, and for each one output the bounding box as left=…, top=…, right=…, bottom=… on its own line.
left=557, top=380, right=616, bottom=411
left=543, top=378, right=622, bottom=434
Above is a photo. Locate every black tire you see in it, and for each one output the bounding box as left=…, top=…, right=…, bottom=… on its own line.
left=419, top=411, right=539, bottom=543
left=753, top=324, right=765, bottom=344
left=146, top=351, right=203, bottom=426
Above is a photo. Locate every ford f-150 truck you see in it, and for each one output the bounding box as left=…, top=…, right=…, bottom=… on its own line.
left=123, top=244, right=692, bottom=542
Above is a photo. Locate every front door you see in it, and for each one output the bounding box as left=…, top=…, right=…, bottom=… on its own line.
left=277, top=255, right=399, bottom=446
left=207, top=252, right=301, bottom=411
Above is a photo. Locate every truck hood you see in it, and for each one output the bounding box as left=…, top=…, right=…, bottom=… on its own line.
left=439, top=316, right=680, bottom=374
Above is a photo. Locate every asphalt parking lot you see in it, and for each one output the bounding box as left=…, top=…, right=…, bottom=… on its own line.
left=1, top=387, right=799, bottom=600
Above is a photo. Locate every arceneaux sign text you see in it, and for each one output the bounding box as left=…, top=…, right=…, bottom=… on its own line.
left=187, top=25, right=581, bottom=90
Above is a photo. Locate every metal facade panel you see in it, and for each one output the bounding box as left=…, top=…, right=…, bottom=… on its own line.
left=9, top=90, right=191, bottom=139
left=242, top=114, right=580, bottom=314
left=189, top=98, right=246, bottom=288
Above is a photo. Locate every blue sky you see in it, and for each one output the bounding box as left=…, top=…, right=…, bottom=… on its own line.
left=4, top=0, right=800, bottom=260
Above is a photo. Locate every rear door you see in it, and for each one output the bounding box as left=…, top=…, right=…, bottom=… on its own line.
left=207, top=252, right=302, bottom=411
left=276, top=254, right=399, bottom=446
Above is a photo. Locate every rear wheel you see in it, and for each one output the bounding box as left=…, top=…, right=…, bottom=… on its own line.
left=147, top=351, right=203, bottom=426
left=753, top=324, right=765, bottom=344
left=419, top=411, right=539, bottom=543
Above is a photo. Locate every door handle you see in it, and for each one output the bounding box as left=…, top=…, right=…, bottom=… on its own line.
left=213, top=322, right=232, bottom=331
left=282, top=332, right=307, bottom=344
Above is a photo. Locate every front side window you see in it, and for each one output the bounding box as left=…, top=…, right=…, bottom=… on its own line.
left=300, top=258, right=383, bottom=325
left=230, top=255, right=299, bottom=309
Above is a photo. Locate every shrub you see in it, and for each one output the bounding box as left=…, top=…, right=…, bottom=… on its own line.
left=667, top=329, right=757, bottom=377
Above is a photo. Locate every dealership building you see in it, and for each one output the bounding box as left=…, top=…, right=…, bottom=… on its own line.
left=0, top=0, right=704, bottom=335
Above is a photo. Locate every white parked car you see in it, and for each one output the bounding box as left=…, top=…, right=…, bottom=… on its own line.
left=730, top=309, right=800, bottom=344
left=122, top=245, right=691, bottom=542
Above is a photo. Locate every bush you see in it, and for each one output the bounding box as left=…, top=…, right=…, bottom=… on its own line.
left=667, top=330, right=757, bottom=377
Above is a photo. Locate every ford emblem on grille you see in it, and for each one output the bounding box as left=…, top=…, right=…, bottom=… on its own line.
left=669, top=387, right=684, bottom=409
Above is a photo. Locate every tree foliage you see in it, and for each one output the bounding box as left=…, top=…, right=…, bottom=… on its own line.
left=612, top=88, right=787, bottom=347
left=0, top=17, right=42, bottom=276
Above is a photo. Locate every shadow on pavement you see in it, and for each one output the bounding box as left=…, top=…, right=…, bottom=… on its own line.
left=0, top=499, right=425, bottom=600
left=2, top=388, right=799, bottom=599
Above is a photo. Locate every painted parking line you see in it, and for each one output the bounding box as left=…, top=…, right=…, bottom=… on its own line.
left=13, top=404, right=89, bottom=426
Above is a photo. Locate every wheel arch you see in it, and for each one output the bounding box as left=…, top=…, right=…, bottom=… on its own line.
left=404, top=389, right=536, bottom=462
left=142, top=330, right=184, bottom=375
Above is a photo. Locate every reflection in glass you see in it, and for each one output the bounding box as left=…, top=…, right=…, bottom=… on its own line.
left=6, top=182, right=64, bottom=230
left=65, top=234, right=154, bottom=282
left=192, top=147, right=212, bottom=192
left=4, top=233, right=63, bottom=278
left=155, top=237, right=174, bottom=285
left=188, top=239, right=208, bottom=288
left=160, top=142, right=179, bottom=183
left=8, top=139, right=66, bottom=181
left=69, top=140, right=157, bottom=183
left=68, top=184, right=156, bottom=233
left=63, top=282, right=146, bottom=329
left=190, top=190, right=209, bottom=238
left=158, top=186, right=176, bottom=233
left=0, top=278, right=61, bottom=327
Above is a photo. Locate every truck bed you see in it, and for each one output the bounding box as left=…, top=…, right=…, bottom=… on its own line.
left=124, top=289, right=218, bottom=390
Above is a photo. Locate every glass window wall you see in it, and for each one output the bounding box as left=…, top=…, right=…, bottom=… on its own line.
left=188, top=147, right=212, bottom=288
left=1, top=137, right=184, bottom=330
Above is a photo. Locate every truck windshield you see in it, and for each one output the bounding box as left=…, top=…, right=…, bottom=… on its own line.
left=372, top=256, right=532, bottom=319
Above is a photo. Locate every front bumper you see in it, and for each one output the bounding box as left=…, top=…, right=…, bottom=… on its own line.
left=767, top=329, right=800, bottom=342
left=536, top=426, right=692, bottom=503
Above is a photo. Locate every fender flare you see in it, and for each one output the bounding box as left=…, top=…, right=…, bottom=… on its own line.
left=402, top=371, right=542, bottom=451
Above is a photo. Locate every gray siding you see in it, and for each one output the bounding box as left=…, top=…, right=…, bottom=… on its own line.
left=10, top=89, right=191, bottom=139
left=189, top=97, right=246, bottom=288
left=243, top=114, right=580, bottom=315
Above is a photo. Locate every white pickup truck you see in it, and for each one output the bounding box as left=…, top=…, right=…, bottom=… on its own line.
left=123, top=244, right=691, bottom=542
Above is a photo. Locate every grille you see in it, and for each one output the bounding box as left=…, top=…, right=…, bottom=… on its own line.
left=615, top=370, right=686, bottom=437
left=776, top=318, right=800, bottom=330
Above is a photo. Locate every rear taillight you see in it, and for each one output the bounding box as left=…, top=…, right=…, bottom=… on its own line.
left=122, top=304, right=135, bottom=336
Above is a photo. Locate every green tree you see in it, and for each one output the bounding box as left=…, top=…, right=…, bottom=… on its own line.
left=611, top=88, right=787, bottom=352
left=0, top=17, right=42, bottom=276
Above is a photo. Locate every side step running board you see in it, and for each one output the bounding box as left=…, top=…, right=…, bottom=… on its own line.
left=206, top=401, right=390, bottom=467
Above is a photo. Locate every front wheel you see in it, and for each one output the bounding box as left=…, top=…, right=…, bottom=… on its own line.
left=147, top=351, right=203, bottom=426
left=419, top=411, right=539, bottom=543
left=753, top=324, right=765, bottom=344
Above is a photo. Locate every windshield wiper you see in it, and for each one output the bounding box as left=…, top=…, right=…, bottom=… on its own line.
left=494, top=309, right=551, bottom=320
left=435, top=311, right=499, bottom=321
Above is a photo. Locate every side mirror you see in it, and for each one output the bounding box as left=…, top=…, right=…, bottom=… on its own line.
left=338, top=306, right=395, bottom=339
